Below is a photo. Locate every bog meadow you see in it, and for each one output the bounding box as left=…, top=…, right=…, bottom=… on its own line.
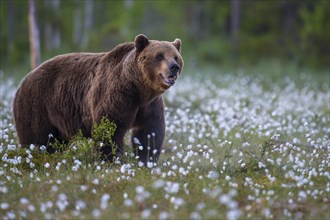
left=1, top=1, right=329, bottom=219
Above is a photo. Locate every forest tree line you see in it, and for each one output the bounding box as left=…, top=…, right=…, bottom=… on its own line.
left=0, top=0, right=329, bottom=71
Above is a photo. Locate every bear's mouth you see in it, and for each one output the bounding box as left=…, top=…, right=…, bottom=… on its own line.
left=160, top=73, right=177, bottom=86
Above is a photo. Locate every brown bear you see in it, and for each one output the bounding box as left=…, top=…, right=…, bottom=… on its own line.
left=13, top=34, right=183, bottom=165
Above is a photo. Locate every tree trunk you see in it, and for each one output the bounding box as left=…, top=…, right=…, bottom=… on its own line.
left=28, top=0, right=40, bottom=70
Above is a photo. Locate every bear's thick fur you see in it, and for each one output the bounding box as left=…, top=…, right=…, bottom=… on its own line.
left=13, top=34, right=183, bottom=165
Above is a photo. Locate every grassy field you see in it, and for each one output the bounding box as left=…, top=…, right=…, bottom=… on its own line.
left=0, top=65, right=329, bottom=219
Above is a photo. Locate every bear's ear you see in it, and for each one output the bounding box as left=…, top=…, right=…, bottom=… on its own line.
left=135, top=34, right=149, bottom=52
left=172, top=38, right=182, bottom=53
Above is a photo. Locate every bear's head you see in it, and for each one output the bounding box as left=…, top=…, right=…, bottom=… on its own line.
left=134, top=34, right=184, bottom=93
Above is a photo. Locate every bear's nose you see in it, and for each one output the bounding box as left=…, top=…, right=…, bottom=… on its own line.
left=169, top=63, right=180, bottom=74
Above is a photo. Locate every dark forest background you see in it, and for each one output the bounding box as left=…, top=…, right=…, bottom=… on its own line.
left=0, top=0, right=329, bottom=74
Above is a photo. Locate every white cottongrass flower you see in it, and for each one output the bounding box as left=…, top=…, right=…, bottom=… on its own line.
left=6, top=211, right=15, bottom=219
left=56, top=193, right=68, bottom=212
left=141, top=209, right=151, bottom=218
left=207, top=170, right=219, bottom=179
left=72, top=166, right=78, bottom=172
left=219, top=194, right=231, bottom=204
left=133, top=137, right=141, bottom=145
left=124, top=199, right=133, bottom=207
left=164, top=182, right=180, bottom=194
left=153, top=179, right=165, bottom=189
left=159, top=211, right=170, bottom=220
left=298, top=191, right=307, bottom=201
left=170, top=197, right=185, bottom=209
left=100, top=193, right=110, bottom=210
left=39, top=145, right=46, bottom=152
left=44, top=163, right=50, bottom=169
left=147, top=161, right=154, bottom=168
left=7, top=144, right=16, bottom=151
left=135, top=186, right=150, bottom=203
left=80, top=185, right=88, bottom=192
left=135, top=186, right=145, bottom=194
left=227, top=209, right=242, bottom=220
left=120, top=164, right=128, bottom=173
left=40, top=201, right=53, bottom=213
left=190, top=211, right=202, bottom=220
left=92, top=178, right=99, bottom=185
left=1, top=202, right=9, bottom=210
left=75, top=200, right=86, bottom=210
left=92, top=209, right=102, bottom=218
left=29, top=144, right=35, bottom=150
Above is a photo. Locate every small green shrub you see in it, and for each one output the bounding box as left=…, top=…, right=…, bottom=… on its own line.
left=4, top=117, right=118, bottom=173
left=63, top=117, right=117, bottom=164
left=91, top=117, right=117, bottom=156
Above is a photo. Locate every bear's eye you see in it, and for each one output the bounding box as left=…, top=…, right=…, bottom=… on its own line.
left=174, top=56, right=178, bottom=62
left=156, top=53, right=164, bottom=61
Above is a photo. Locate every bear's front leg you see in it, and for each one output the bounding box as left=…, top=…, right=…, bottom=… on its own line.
left=131, top=97, right=165, bottom=166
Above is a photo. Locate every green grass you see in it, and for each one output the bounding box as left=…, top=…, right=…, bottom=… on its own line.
left=0, top=64, right=329, bottom=219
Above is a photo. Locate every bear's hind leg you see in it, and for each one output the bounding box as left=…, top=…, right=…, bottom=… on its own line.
left=14, top=106, right=64, bottom=153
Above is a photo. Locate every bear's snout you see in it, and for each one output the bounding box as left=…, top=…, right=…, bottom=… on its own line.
left=169, top=63, right=180, bottom=75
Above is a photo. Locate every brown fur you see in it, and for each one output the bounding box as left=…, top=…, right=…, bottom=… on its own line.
left=13, top=34, right=184, bottom=165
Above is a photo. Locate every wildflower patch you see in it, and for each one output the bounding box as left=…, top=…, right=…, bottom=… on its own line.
left=1, top=70, right=329, bottom=219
